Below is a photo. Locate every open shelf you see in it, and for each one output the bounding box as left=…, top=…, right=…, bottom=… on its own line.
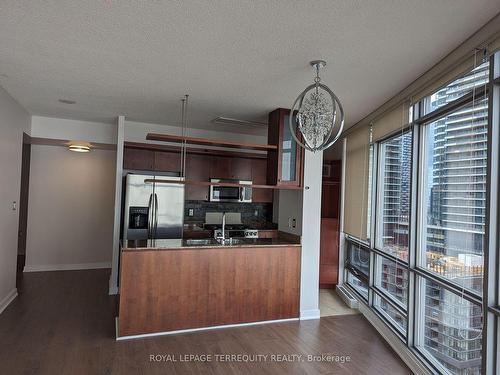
left=143, top=179, right=303, bottom=190
left=146, top=133, right=277, bottom=151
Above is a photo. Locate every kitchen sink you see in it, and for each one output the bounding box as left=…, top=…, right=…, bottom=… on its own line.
left=184, top=238, right=219, bottom=246
left=216, top=237, right=246, bottom=245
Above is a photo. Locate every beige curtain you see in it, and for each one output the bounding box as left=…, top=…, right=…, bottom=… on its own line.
left=372, top=102, right=409, bottom=142
left=344, top=124, right=371, bottom=240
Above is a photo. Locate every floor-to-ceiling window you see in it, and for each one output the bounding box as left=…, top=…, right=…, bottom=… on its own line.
left=414, top=62, right=488, bottom=373
left=343, top=54, right=498, bottom=375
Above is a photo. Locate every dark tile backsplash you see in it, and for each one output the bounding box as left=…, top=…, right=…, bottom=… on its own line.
left=185, top=201, right=273, bottom=227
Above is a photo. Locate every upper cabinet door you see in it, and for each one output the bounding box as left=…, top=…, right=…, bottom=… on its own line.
left=154, top=151, right=181, bottom=173
left=185, top=154, right=210, bottom=201
left=209, top=156, right=252, bottom=180
left=123, top=147, right=155, bottom=170
left=267, top=108, right=304, bottom=187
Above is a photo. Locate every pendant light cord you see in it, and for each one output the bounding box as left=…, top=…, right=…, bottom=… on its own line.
left=179, top=95, right=189, bottom=179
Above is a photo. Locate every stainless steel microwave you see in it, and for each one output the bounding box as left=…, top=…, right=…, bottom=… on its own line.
left=209, top=179, right=252, bottom=203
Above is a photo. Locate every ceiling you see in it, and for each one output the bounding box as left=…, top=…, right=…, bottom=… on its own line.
left=0, top=1, right=499, bottom=140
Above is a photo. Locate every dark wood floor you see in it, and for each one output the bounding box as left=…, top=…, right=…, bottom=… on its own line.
left=0, top=270, right=411, bottom=375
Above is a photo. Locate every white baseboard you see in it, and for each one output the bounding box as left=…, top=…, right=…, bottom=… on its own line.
left=116, top=317, right=300, bottom=341
left=300, top=309, right=321, bottom=320
left=108, top=282, right=119, bottom=296
left=0, top=288, right=18, bottom=315
left=23, top=262, right=111, bottom=272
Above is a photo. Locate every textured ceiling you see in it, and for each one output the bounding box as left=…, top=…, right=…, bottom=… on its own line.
left=0, top=1, right=499, bottom=138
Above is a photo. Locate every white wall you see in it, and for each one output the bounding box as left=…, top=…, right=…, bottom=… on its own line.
left=0, top=86, right=30, bottom=313
left=277, top=190, right=303, bottom=236
left=24, top=145, right=116, bottom=271
left=31, top=116, right=117, bottom=144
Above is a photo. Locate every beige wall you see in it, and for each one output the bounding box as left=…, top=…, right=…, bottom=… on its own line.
left=0, top=86, right=30, bottom=312
left=25, top=145, right=116, bottom=271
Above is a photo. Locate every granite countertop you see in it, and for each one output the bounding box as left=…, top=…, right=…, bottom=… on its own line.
left=122, top=237, right=300, bottom=251
left=183, top=222, right=278, bottom=231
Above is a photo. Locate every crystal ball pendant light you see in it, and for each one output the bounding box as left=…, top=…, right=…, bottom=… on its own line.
left=289, top=60, right=345, bottom=152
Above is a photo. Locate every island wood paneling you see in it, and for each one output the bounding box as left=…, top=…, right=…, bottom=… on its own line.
left=118, top=246, right=301, bottom=337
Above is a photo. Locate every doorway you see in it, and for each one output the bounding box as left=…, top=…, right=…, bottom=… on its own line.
left=16, top=133, right=31, bottom=287
left=319, top=146, right=358, bottom=316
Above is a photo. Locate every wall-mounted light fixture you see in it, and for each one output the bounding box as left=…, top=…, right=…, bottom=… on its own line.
left=68, top=143, right=91, bottom=153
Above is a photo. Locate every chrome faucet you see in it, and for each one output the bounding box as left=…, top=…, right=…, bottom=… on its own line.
left=215, top=212, right=228, bottom=244
left=221, top=212, right=226, bottom=241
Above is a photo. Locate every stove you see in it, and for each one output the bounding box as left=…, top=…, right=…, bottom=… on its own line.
left=212, top=228, right=259, bottom=239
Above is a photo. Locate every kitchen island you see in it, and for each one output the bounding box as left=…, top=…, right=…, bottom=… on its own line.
left=117, top=234, right=301, bottom=338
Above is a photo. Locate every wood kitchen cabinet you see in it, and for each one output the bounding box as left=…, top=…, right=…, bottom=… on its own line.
left=267, top=108, right=304, bottom=187
left=209, top=156, right=252, bottom=180
left=154, top=151, right=181, bottom=173
left=185, top=154, right=210, bottom=201
left=123, top=146, right=181, bottom=173
left=123, top=143, right=272, bottom=203
left=251, top=158, right=273, bottom=203
left=123, top=147, right=155, bottom=170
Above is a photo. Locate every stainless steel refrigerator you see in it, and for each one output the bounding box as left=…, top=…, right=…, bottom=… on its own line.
left=123, top=174, right=184, bottom=240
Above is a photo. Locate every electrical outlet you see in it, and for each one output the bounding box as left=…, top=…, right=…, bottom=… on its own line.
left=188, top=208, right=194, bottom=217
left=12, top=201, right=16, bottom=211
left=292, top=218, right=296, bottom=228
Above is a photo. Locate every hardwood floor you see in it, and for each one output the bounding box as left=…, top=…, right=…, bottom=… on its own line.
left=0, top=270, right=411, bottom=375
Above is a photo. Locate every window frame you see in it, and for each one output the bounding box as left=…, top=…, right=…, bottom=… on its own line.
left=342, top=56, right=498, bottom=375
left=374, top=128, right=414, bottom=263
left=415, top=98, right=488, bottom=301
left=373, top=253, right=409, bottom=311
left=412, top=60, right=490, bottom=375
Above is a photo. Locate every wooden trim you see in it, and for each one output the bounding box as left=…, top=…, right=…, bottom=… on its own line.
left=124, top=141, right=267, bottom=159
left=146, top=133, right=277, bottom=151
left=144, top=179, right=304, bottom=190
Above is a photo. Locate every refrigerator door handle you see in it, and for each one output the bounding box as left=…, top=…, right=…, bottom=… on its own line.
left=153, top=193, right=159, bottom=239
left=147, top=193, right=153, bottom=238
